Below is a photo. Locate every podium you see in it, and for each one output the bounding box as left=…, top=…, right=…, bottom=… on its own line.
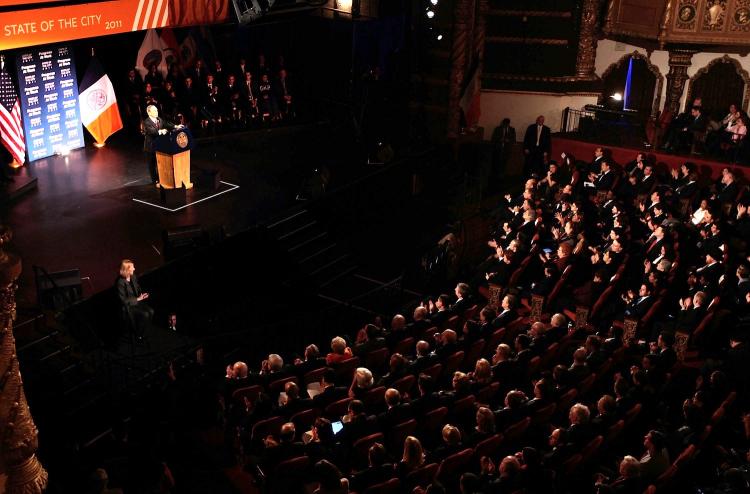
left=155, top=128, right=194, bottom=189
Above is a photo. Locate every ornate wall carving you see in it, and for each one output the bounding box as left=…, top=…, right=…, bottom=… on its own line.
left=575, top=0, right=602, bottom=79
left=686, top=54, right=750, bottom=110
left=0, top=227, right=47, bottom=494
left=448, top=0, right=472, bottom=137
left=665, top=50, right=695, bottom=114
left=729, top=0, right=750, bottom=31
left=702, top=0, right=727, bottom=30
left=599, top=51, right=665, bottom=117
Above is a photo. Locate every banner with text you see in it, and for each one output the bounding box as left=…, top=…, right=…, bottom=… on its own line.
left=0, top=0, right=229, bottom=51
left=16, top=45, right=84, bottom=161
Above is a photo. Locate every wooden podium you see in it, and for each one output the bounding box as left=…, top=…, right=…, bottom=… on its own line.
left=155, top=127, right=194, bottom=189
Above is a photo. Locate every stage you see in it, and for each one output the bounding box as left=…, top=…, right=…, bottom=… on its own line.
left=3, top=122, right=366, bottom=309
left=552, top=134, right=747, bottom=181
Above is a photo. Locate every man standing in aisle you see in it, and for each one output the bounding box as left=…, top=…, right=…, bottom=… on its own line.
left=142, top=104, right=176, bottom=186
left=490, top=118, right=516, bottom=187
left=523, top=115, right=551, bottom=178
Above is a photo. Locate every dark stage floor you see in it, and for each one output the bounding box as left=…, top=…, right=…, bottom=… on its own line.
left=2, top=122, right=363, bottom=308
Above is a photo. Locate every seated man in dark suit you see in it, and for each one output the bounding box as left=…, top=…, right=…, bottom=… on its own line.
left=292, top=344, right=327, bottom=378
left=568, top=347, right=592, bottom=384
left=338, top=400, right=377, bottom=447
left=409, top=340, right=438, bottom=374
left=564, top=403, right=594, bottom=451
left=491, top=343, right=517, bottom=393
left=349, top=443, right=395, bottom=493
left=451, top=282, right=473, bottom=315
left=353, top=324, right=387, bottom=356
left=312, top=369, right=348, bottom=410
left=409, top=374, right=441, bottom=417
left=428, top=294, right=452, bottom=327
left=406, top=306, right=433, bottom=337
left=377, top=388, right=413, bottom=429
left=492, top=294, right=519, bottom=329
left=276, top=381, right=313, bottom=419
left=434, top=329, right=460, bottom=360
left=260, top=422, right=306, bottom=472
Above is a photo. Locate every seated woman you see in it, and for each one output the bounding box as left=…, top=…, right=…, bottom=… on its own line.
left=116, top=259, right=153, bottom=340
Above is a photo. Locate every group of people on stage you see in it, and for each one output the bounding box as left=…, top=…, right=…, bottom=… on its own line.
left=119, top=53, right=296, bottom=133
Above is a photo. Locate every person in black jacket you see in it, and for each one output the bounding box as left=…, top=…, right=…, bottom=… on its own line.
left=523, top=115, right=551, bottom=178
left=116, top=259, right=153, bottom=339
left=142, top=105, right=178, bottom=185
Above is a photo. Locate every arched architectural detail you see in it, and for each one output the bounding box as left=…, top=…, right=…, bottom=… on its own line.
left=686, top=55, right=750, bottom=112
left=599, top=51, right=664, bottom=118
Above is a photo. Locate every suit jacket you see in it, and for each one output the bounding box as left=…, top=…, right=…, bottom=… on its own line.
left=142, top=116, right=175, bottom=152
left=523, top=123, right=551, bottom=154
left=596, top=170, right=616, bottom=191
left=116, top=275, right=143, bottom=307
left=491, top=125, right=516, bottom=148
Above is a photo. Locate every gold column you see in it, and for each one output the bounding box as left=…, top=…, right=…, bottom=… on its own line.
left=664, top=49, right=694, bottom=115
left=447, top=0, right=472, bottom=137
left=575, top=0, right=602, bottom=80
left=0, top=226, right=48, bottom=494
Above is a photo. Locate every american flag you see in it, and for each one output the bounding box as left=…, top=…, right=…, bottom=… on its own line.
left=0, top=68, right=25, bottom=164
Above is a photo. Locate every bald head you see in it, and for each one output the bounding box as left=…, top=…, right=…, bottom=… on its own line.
left=392, top=314, right=406, bottom=330
left=385, top=388, right=401, bottom=407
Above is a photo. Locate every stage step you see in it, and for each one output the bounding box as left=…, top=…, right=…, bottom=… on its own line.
left=265, top=207, right=360, bottom=291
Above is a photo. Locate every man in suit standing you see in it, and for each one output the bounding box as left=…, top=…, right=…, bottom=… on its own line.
left=523, top=115, right=551, bottom=178
left=491, top=118, right=516, bottom=185
left=143, top=105, right=177, bottom=186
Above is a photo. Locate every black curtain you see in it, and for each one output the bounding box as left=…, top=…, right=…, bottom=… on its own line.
left=690, top=62, right=745, bottom=118
left=601, top=57, right=656, bottom=122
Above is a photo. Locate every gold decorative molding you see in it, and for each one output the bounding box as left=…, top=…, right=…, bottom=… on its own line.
left=599, top=51, right=665, bottom=117
left=481, top=88, right=601, bottom=96
left=485, top=36, right=569, bottom=45
left=486, top=9, right=573, bottom=17
left=674, top=0, right=699, bottom=31
left=483, top=73, right=601, bottom=83
left=665, top=49, right=695, bottom=114
left=702, top=0, right=727, bottom=31
left=660, top=0, right=675, bottom=45
left=0, top=226, right=48, bottom=494
left=576, top=0, right=602, bottom=79
left=685, top=54, right=750, bottom=111
left=729, top=0, right=750, bottom=31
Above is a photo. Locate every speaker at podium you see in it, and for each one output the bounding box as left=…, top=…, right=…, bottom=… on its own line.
left=155, top=127, right=194, bottom=189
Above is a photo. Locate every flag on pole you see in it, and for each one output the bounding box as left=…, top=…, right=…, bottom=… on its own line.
left=79, top=56, right=123, bottom=145
left=0, top=62, right=25, bottom=164
left=160, top=28, right=180, bottom=69
left=179, top=33, right=198, bottom=68
left=135, top=29, right=168, bottom=78
left=459, top=59, right=481, bottom=129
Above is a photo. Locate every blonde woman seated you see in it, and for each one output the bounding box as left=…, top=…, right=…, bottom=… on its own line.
left=397, top=436, right=426, bottom=479
left=116, top=259, right=153, bottom=340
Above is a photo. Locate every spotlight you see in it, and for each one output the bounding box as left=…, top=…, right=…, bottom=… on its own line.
left=426, top=9, right=434, bottom=18
left=93, top=142, right=106, bottom=149
left=430, top=0, right=438, bottom=4
left=610, top=92, right=623, bottom=101
left=437, top=34, right=443, bottom=40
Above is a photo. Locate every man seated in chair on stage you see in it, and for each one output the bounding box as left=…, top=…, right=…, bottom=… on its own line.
left=116, top=259, right=154, bottom=341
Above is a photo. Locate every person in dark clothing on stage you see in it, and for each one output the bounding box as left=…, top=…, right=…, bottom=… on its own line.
left=116, top=259, right=154, bottom=340
left=142, top=105, right=177, bottom=186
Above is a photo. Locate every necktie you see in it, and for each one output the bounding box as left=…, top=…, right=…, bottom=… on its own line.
left=536, top=125, right=541, bottom=146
